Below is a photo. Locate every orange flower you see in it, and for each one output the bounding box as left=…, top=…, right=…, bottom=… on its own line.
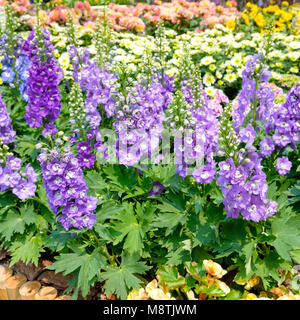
left=203, top=260, right=227, bottom=279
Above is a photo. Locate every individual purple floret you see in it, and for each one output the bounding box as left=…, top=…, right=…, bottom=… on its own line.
left=149, top=181, right=165, bottom=196
left=275, top=156, right=292, bottom=175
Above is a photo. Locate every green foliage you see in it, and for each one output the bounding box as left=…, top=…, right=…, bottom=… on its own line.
left=99, top=253, right=150, bottom=299
left=47, top=248, right=108, bottom=298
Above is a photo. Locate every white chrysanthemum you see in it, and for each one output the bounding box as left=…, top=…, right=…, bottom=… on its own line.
left=203, top=73, right=216, bottom=86
left=58, top=52, right=70, bottom=69
left=224, top=73, right=237, bottom=83
left=201, top=56, right=215, bottom=66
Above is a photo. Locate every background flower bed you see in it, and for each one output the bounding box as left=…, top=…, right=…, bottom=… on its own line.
left=0, top=1, right=299, bottom=301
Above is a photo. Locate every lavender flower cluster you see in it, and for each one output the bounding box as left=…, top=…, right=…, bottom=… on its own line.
left=217, top=156, right=278, bottom=222
left=166, top=67, right=219, bottom=181
left=111, top=78, right=170, bottom=166
left=0, top=95, right=37, bottom=200
left=22, top=29, right=62, bottom=128
left=265, top=85, right=300, bottom=152
left=37, top=131, right=97, bottom=231
left=0, top=94, right=16, bottom=144
left=233, top=54, right=274, bottom=129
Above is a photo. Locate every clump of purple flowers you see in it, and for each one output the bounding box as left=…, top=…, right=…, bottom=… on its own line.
left=22, top=29, right=62, bottom=128
left=111, top=77, right=167, bottom=166
left=166, top=78, right=219, bottom=181
left=265, top=85, right=300, bottom=151
left=0, top=95, right=37, bottom=200
left=0, top=93, right=16, bottom=144
left=37, top=130, right=97, bottom=231
left=233, top=54, right=274, bottom=129
left=217, top=155, right=277, bottom=222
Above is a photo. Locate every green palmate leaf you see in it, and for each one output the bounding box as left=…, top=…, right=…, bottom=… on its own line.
left=287, top=182, right=300, bottom=205
left=44, top=228, right=73, bottom=251
left=103, top=165, right=137, bottom=193
left=0, top=192, right=17, bottom=210
left=111, top=204, right=144, bottom=254
left=10, top=234, right=45, bottom=267
left=100, top=253, right=150, bottom=299
left=252, top=252, right=292, bottom=289
left=214, top=220, right=248, bottom=258
left=84, top=171, right=107, bottom=194
left=153, top=195, right=188, bottom=236
left=96, top=201, right=127, bottom=223
left=290, top=250, right=300, bottom=264
left=166, top=244, right=191, bottom=266
left=241, top=242, right=256, bottom=276
left=19, top=204, right=36, bottom=225
left=0, top=210, right=25, bottom=241
left=47, top=249, right=107, bottom=297
left=270, top=215, right=300, bottom=261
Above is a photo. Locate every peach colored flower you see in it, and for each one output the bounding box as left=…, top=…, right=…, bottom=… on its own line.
left=203, top=259, right=227, bottom=279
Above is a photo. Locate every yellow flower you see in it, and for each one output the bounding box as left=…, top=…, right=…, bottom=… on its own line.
left=0, top=78, right=2, bottom=85
left=241, top=12, right=250, bottom=26
left=145, top=280, right=175, bottom=300
left=245, top=293, right=257, bottom=300
left=282, top=1, right=289, bottom=6
left=215, top=280, right=231, bottom=296
left=186, top=290, right=197, bottom=300
left=245, top=275, right=260, bottom=290
left=226, top=19, right=236, bottom=31
left=235, top=278, right=247, bottom=285
left=203, top=260, right=227, bottom=279
left=127, top=288, right=148, bottom=300
left=217, top=80, right=224, bottom=86
left=277, top=294, right=300, bottom=300
left=255, top=13, right=267, bottom=29
left=209, top=64, right=216, bottom=71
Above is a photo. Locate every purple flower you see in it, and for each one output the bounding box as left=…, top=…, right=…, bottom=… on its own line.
left=227, top=185, right=250, bottom=209
left=0, top=94, right=16, bottom=144
left=219, top=159, right=236, bottom=178
left=265, top=200, right=278, bottom=219
left=76, top=142, right=91, bottom=154
left=68, top=45, right=77, bottom=59
left=76, top=153, right=96, bottom=169
left=239, top=124, right=257, bottom=148
left=38, top=139, right=97, bottom=231
left=6, top=156, right=22, bottom=171
left=12, top=179, right=36, bottom=200
left=275, top=156, right=292, bottom=175
left=192, top=165, right=215, bottom=184
left=23, top=29, right=62, bottom=129
left=24, top=164, right=39, bottom=183
left=259, top=137, right=275, bottom=156
left=230, top=166, right=246, bottom=185
left=42, top=123, right=58, bottom=138
left=149, top=181, right=165, bottom=196
left=241, top=196, right=266, bottom=222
